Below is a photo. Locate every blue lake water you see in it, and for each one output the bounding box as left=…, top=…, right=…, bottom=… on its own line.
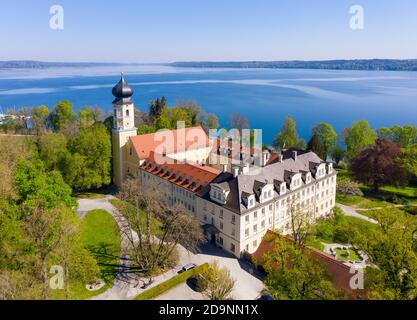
left=1, top=65, right=417, bottom=144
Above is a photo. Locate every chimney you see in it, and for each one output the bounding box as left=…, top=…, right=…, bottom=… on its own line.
left=292, top=150, right=298, bottom=160
left=233, top=166, right=240, bottom=178
left=278, top=154, right=283, bottom=163
left=262, top=150, right=270, bottom=167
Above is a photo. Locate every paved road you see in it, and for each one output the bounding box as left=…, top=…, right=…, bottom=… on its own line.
left=77, top=196, right=264, bottom=300
left=336, top=203, right=378, bottom=224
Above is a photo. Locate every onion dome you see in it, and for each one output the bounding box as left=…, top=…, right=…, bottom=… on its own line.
left=112, top=73, right=134, bottom=105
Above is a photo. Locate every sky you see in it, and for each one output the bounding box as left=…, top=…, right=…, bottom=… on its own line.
left=1, top=0, right=417, bottom=63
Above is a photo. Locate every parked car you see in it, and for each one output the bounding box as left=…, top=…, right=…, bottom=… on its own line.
left=178, top=263, right=197, bottom=274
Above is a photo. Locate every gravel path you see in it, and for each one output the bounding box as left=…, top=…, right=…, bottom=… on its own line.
left=336, top=203, right=378, bottom=224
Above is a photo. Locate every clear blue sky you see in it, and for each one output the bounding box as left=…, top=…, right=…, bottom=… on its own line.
left=1, top=0, right=417, bottom=62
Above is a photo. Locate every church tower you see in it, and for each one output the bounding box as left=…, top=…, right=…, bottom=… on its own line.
left=112, top=73, right=137, bottom=187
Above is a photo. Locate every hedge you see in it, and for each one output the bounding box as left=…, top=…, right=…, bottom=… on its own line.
left=134, top=263, right=209, bottom=300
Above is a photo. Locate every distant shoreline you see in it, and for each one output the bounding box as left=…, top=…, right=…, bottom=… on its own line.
left=2, top=59, right=417, bottom=72
left=169, top=59, right=417, bottom=72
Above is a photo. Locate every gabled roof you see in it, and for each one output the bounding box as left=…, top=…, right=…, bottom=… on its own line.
left=130, top=126, right=211, bottom=160
left=140, top=152, right=221, bottom=195
left=199, top=150, right=328, bottom=214
left=251, top=231, right=365, bottom=299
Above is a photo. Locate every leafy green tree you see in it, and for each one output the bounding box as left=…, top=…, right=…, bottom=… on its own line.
left=154, top=109, right=171, bottom=130
left=206, top=113, right=220, bottom=130
left=343, top=120, right=377, bottom=160
left=66, top=123, right=111, bottom=190
left=273, top=116, right=306, bottom=150
left=400, top=144, right=417, bottom=178
left=199, top=261, right=235, bottom=300
left=177, top=100, right=202, bottom=126
left=31, top=105, right=50, bottom=134
left=169, top=107, right=192, bottom=128
left=378, top=125, right=417, bottom=147
left=78, top=107, right=101, bottom=129
left=307, top=123, right=337, bottom=159
left=351, top=210, right=417, bottom=300
left=50, top=100, right=76, bottom=133
left=103, top=115, right=114, bottom=134
left=14, top=159, right=75, bottom=209
left=263, top=237, right=342, bottom=300
left=329, top=145, right=346, bottom=164
left=37, top=133, right=69, bottom=171
left=137, top=124, right=156, bottom=135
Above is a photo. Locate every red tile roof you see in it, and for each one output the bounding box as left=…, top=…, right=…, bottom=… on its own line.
left=252, top=231, right=365, bottom=299
left=131, top=126, right=211, bottom=160
left=140, top=151, right=221, bottom=195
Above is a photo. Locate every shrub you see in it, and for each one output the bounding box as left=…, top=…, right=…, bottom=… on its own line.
left=134, top=263, right=209, bottom=300
left=401, top=206, right=417, bottom=216
left=336, top=178, right=364, bottom=196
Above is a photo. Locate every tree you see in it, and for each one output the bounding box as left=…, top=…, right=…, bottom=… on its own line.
left=378, top=125, right=417, bottom=147
left=350, top=210, right=417, bottom=300
left=65, top=123, right=111, bottom=190
left=329, top=145, right=346, bottom=164
left=343, top=120, right=377, bottom=160
left=400, top=144, right=417, bottom=178
left=206, top=114, right=220, bottom=130
left=169, top=107, right=192, bottom=128
left=307, top=123, right=337, bottom=159
left=230, top=113, right=249, bottom=132
left=31, top=105, right=50, bottom=134
left=263, top=237, right=341, bottom=300
left=199, top=261, right=235, bottom=300
left=37, top=133, right=69, bottom=171
left=14, top=159, right=75, bottom=209
left=149, top=97, right=167, bottom=121
left=154, top=109, right=171, bottom=130
left=78, top=107, right=101, bottom=129
left=350, top=138, right=407, bottom=191
left=118, top=178, right=204, bottom=284
left=273, top=116, right=305, bottom=150
left=287, top=195, right=315, bottom=248
left=176, top=99, right=202, bottom=126
left=336, top=177, right=364, bottom=196
left=50, top=100, right=76, bottom=133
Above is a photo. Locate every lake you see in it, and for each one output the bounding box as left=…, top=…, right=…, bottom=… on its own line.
left=1, top=64, right=417, bottom=144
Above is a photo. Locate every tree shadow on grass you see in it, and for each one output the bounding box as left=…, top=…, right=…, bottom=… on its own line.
left=87, top=243, right=154, bottom=285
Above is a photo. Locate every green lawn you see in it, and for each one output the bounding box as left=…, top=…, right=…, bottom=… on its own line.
left=357, top=206, right=411, bottom=220
left=336, top=169, right=417, bottom=208
left=110, top=198, right=162, bottom=236
left=74, top=192, right=108, bottom=199
left=310, top=210, right=376, bottom=246
left=334, top=248, right=359, bottom=262
left=53, top=209, right=121, bottom=300
left=336, top=194, right=391, bottom=209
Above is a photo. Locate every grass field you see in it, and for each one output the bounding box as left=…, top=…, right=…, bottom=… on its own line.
left=109, top=198, right=162, bottom=236
left=74, top=192, right=108, bottom=199
left=334, top=248, right=359, bottom=262
left=336, top=169, right=417, bottom=208
left=52, top=209, right=121, bottom=300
